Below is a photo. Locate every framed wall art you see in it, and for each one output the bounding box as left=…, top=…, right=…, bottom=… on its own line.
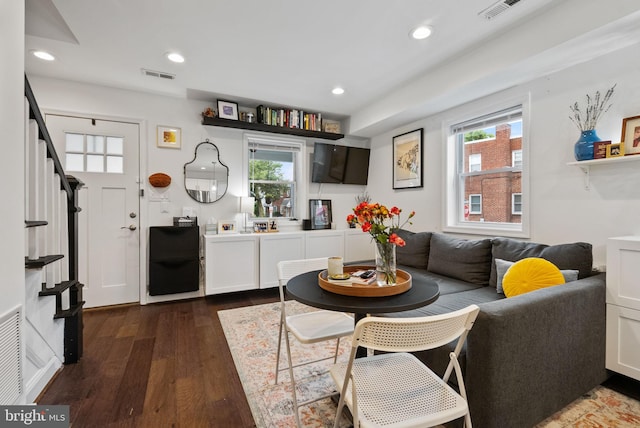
left=606, top=142, right=624, bottom=158
left=218, top=220, right=238, bottom=234
left=157, top=125, right=181, bottom=149
left=309, top=199, right=332, bottom=230
left=621, top=115, right=640, bottom=155
left=217, top=99, right=239, bottom=120
left=393, top=128, right=423, bottom=189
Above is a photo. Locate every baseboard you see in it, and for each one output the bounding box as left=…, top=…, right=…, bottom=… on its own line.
left=25, top=356, right=63, bottom=403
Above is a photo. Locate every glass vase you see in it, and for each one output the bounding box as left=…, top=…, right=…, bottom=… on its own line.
left=574, top=129, right=601, bottom=161
left=375, top=242, right=397, bottom=286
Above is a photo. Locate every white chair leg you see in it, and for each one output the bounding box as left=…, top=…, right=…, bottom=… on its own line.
left=275, top=315, right=285, bottom=385
left=333, top=337, right=341, bottom=364
left=284, top=327, right=301, bottom=428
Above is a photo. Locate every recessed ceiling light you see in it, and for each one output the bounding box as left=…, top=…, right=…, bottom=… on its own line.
left=332, top=87, right=345, bottom=95
left=166, top=52, right=185, bottom=63
left=32, top=50, right=55, bottom=61
left=410, top=25, right=432, bottom=40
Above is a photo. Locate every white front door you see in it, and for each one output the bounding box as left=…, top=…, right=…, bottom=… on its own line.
left=45, top=114, right=140, bottom=308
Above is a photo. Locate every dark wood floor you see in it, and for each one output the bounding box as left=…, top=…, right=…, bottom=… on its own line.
left=38, top=289, right=281, bottom=428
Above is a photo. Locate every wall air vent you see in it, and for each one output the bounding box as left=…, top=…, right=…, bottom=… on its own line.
left=479, top=0, right=523, bottom=20
left=141, top=68, right=176, bottom=80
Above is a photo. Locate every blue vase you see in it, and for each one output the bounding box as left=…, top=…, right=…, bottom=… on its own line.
left=574, top=129, right=601, bottom=161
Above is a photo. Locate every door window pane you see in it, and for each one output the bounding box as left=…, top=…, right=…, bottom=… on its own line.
left=86, top=155, right=104, bottom=172
left=106, top=156, right=123, bottom=173
left=86, top=135, right=104, bottom=154
left=66, top=153, right=84, bottom=172
left=65, top=133, right=84, bottom=152
left=107, top=137, right=123, bottom=155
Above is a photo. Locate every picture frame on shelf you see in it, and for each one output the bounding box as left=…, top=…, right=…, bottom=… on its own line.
left=606, top=142, right=624, bottom=158
left=218, top=220, right=238, bottom=234
left=309, top=199, right=332, bottom=230
left=156, top=125, right=181, bottom=149
left=268, top=219, right=279, bottom=232
left=593, top=141, right=611, bottom=159
left=253, top=221, right=268, bottom=233
left=393, top=128, right=423, bottom=189
left=217, top=99, right=239, bottom=120
left=621, top=115, right=640, bottom=155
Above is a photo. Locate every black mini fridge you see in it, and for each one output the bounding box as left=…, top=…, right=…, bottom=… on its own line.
left=149, top=226, right=199, bottom=295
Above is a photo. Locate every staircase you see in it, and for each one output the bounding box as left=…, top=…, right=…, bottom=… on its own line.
left=22, top=76, right=84, bottom=401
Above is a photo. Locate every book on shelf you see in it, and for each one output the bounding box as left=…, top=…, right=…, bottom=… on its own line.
left=256, top=104, right=325, bottom=132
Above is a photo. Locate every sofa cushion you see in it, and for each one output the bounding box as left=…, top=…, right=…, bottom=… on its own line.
left=502, top=257, right=565, bottom=297
left=395, top=229, right=431, bottom=269
left=427, top=233, right=493, bottom=285
left=490, top=238, right=593, bottom=287
left=495, top=258, right=579, bottom=294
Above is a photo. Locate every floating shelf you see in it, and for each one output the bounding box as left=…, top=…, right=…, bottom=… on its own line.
left=567, top=154, right=640, bottom=189
left=202, top=116, right=345, bottom=140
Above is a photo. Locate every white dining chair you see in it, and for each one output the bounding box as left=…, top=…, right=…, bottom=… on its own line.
left=331, top=304, right=480, bottom=428
left=275, top=257, right=354, bottom=428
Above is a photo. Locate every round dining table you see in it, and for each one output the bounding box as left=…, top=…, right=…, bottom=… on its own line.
left=286, top=269, right=440, bottom=357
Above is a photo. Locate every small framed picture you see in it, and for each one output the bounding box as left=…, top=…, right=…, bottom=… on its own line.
left=157, top=125, right=181, bottom=149
left=309, top=199, right=332, bottom=230
left=621, top=115, right=640, bottom=155
left=606, top=142, right=624, bottom=158
left=218, top=220, right=238, bottom=234
left=217, top=100, right=239, bottom=120
left=593, top=141, right=611, bottom=159
left=393, top=128, right=423, bottom=189
left=268, top=220, right=279, bottom=232
left=253, top=221, right=268, bottom=233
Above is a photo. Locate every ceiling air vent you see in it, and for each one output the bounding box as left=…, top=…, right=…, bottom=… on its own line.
left=141, top=68, right=176, bottom=80
left=479, top=0, right=523, bottom=20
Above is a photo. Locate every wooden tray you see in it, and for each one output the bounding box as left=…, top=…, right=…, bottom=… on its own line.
left=318, top=265, right=412, bottom=297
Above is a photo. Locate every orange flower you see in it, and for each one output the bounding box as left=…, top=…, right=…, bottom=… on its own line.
left=346, top=201, right=415, bottom=245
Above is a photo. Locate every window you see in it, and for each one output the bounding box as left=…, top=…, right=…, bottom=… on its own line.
left=469, top=194, right=482, bottom=214
left=444, top=102, right=528, bottom=236
left=247, top=136, right=303, bottom=219
left=65, top=133, right=124, bottom=173
left=469, top=153, right=481, bottom=172
left=512, top=193, right=522, bottom=215
left=512, top=150, right=522, bottom=168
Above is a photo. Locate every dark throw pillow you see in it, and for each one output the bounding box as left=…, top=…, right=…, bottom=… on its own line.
left=395, top=229, right=431, bottom=270
left=427, top=233, right=492, bottom=285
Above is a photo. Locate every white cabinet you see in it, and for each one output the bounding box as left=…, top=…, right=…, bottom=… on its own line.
left=204, top=234, right=259, bottom=295
left=344, top=229, right=375, bottom=262
left=259, top=232, right=306, bottom=289
left=305, top=230, right=345, bottom=259
left=606, top=236, right=640, bottom=381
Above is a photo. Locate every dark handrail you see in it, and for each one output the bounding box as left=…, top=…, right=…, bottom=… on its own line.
left=24, top=75, right=73, bottom=199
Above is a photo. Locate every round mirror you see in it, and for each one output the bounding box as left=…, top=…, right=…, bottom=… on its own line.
left=184, top=140, right=229, bottom=203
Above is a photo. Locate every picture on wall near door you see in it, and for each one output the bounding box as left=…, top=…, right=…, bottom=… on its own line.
left=157, top=125, right=181, bottom=149
left=393, top=128, right=423, bottom=189
left=309, top=199, right=332, bottom=230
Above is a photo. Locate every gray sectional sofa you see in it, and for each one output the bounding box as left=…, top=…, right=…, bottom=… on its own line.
left=379, top=230, right=608, bottom=428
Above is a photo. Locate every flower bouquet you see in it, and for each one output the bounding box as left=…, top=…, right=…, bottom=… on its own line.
left=347, top=202, right=415, bottom=285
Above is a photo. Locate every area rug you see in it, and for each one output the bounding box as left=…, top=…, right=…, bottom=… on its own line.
left=219, top=302, right=640, bottom=428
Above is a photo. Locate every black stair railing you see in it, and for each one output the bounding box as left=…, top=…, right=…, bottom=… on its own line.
left=25, top=75, right=84, bottom=364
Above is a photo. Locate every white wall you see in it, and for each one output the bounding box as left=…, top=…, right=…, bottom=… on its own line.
left=366, top=43, right=640, bottom=268
left=1, top=2, right=25, bottom=318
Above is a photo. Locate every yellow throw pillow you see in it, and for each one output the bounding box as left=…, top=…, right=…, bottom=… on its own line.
left=502, top=257, right=565, bottom=298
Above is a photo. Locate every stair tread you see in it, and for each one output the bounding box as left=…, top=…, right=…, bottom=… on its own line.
left=54, top=301, right=85, bottom=319
left=25, top=220, right=48, bottom=228
left=39, top=280, right=78, bottom=296
left=25, top=254, right=64, bottom=269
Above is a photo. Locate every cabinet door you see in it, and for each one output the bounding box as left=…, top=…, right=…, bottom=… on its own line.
left=259, top=233, right=305, bottom=289
left=607, top=236, right=640, bottom=310
left=606, top=304, right=640, bottom=381
left=344, top=229, right=375, bottom=262
left=305, top=230, right=344, bottom=259
left=205, top=235, right=258, bottom=295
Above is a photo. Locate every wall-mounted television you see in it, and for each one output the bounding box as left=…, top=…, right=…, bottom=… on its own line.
left=311, top=142, right=370, bottom=185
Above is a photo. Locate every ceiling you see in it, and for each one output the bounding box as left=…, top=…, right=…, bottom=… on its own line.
left=24, top=0, right=640, bottom=137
